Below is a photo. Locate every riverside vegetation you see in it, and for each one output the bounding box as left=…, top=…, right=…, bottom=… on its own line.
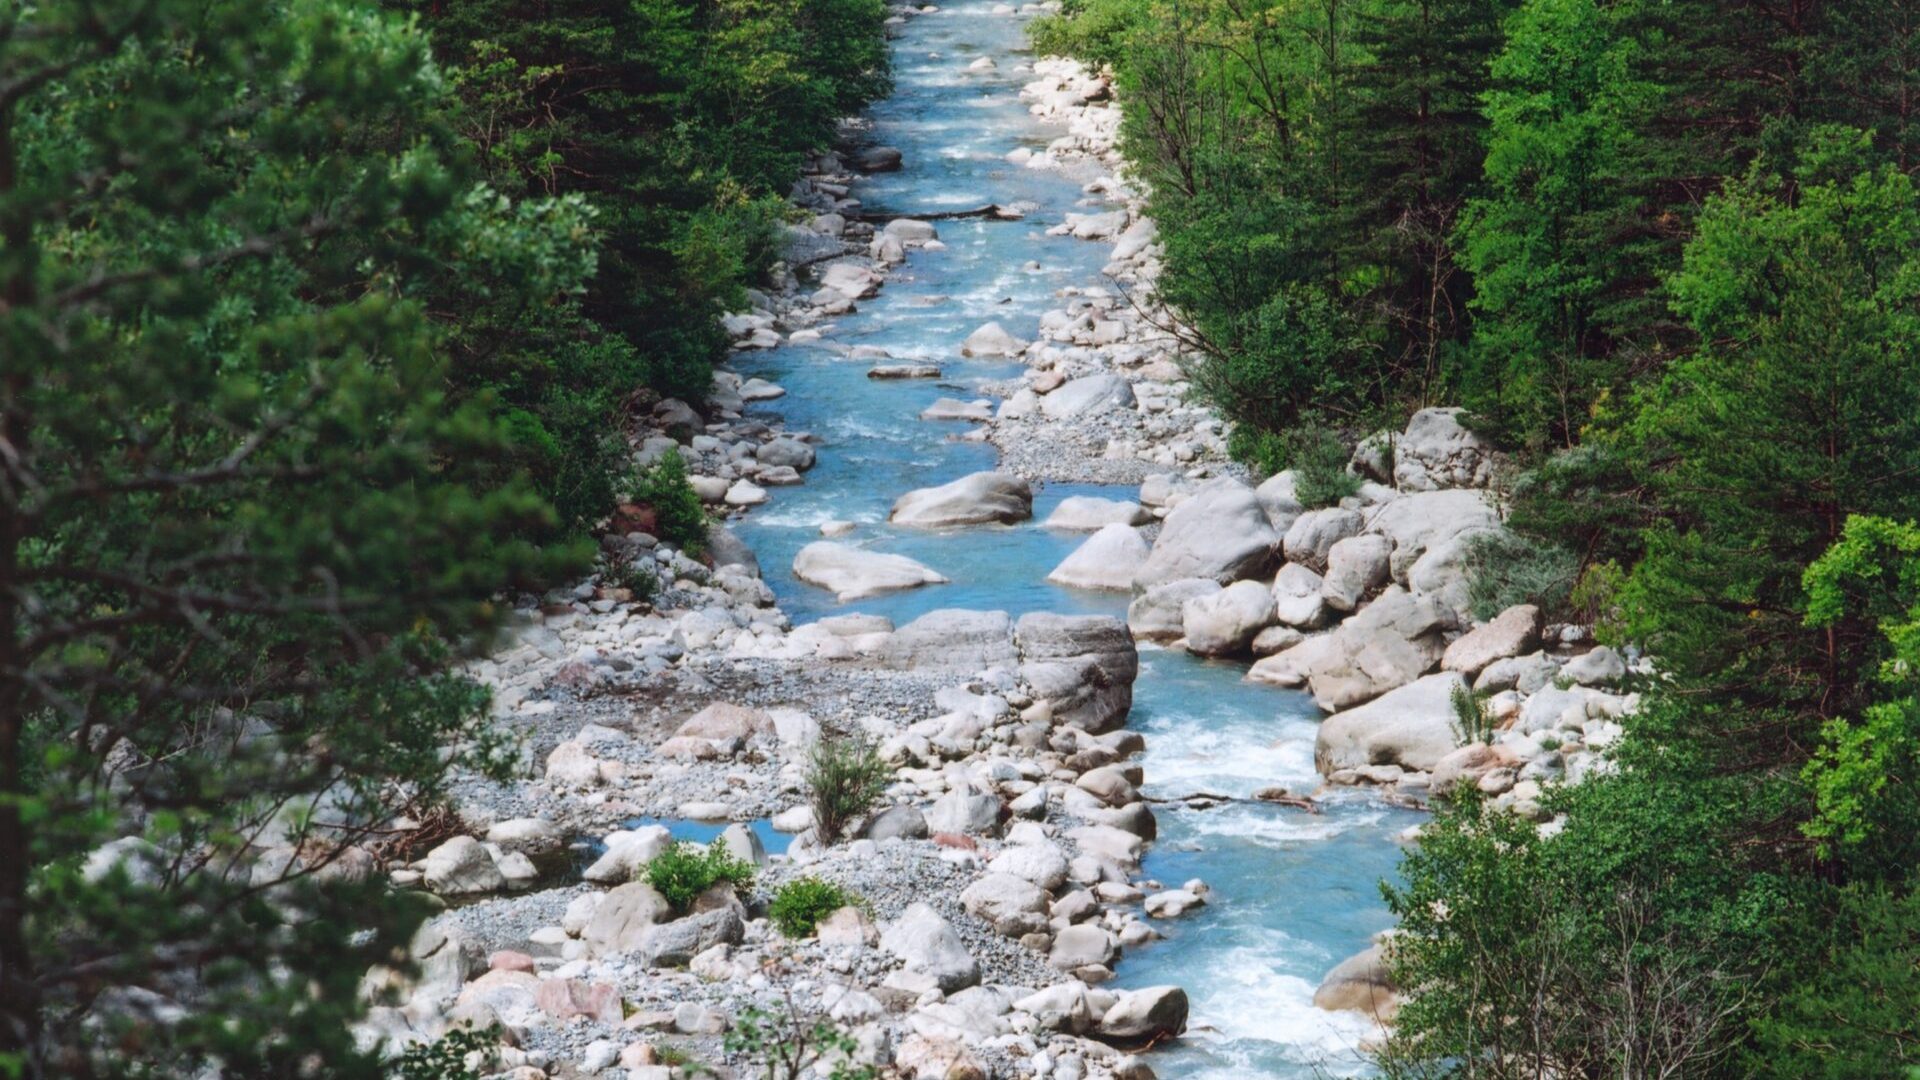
left=8, top=0, right=1920, bottom=1078
left=1032, top=0, right=1920, bottom=1075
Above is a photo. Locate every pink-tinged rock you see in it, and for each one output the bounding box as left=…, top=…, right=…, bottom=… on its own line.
left=488, top=950, right=536, bottom=974
left=536, top=977, right=623, bottom=1024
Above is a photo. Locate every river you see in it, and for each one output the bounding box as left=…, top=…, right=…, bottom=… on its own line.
left=733, top=4, right=1418, bottom=1075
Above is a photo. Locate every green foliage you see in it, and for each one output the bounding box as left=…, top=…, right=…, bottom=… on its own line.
left=1232, top=423, right=1362, bottom=509
left=805, top=735, right=891, bottom=845
left=726, top=998, right=877, bottom=1080
left=642, top=840, right=757, bottom=909
left=768, top=877, right=859, bottom=938
left=624, top=449, right=711, bottom=556
left=1753, top=885, right=1920, bottom=1079
left=392, top=1026, right=501, bottom=1080
left=1461, top=530, right=1580, bottom=621
left=1448, top=684, right=1497, bottom=747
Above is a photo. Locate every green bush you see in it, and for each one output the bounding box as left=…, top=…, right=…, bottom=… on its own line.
left=806, top=735, right=892, bottom=844
left=641, top=839, right=756, bottom=909
left=1449, top=683, right=1497, bottom=747
left=393, top=1025, right=500, bottom=1080
left=768, top=877, right=859, bottom=938
left=624, top=448, right=709, bottom=556
left=1230, top=422, right=1361, bottom=510
left=1461, top=530, right=1580, bottom=621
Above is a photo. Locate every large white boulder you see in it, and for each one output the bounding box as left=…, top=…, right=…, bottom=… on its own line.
left=1041, top=374, right=1135, bottom=419
left=1271, top=563, right=1331, bottom=629
left=1249, top=586, right=1460, bottom=710
left=1315, top=672, right=1469, bottom=773
left=1322, top=534, right=1393, bottom=612
left=878, top=609, right=1019, bottom=671
left=1127, top=578, right=1221, bottom=641
left=1044, top=496, right=1153, bottom=531
left=1284, top=508, right=1365, bottom=570
left=1047, top=524, right=1151, bottom=591
left=1442, top=604, right=1541, bottom=676
left=1181, top=580, right=1276, bottom=657
left=1132, top=478, right=1279, bottom=589
left=1017, top=612, right=1138, bottom=733
left=882, top=903, right=981, bottom=991
left=891, top=472, right=1034, bottom=527
left=961, top=321, right=1029, bottom=357
left=1365, top=489, right=1501, bottom=581
left=1394, top=407, right=1496, bottom=491
left=792, top=541, right=949, bottom=601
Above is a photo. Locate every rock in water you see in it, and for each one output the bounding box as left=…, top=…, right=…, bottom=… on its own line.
left=890, top=472, right=1033, bottom=527
left=1099, top=985, right=1189, bottom=1042
left=960, top=321, right=1029, bottom=357
left=1047, top=524, right=1150, bottom=591
left=1044, top=496, right=1153, bottom=531
left=792, top=541, right=949, bottom=601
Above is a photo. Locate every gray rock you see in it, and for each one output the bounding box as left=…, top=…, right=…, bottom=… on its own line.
left=1394, top=407, right=1495, bottom=491
left=635, top=907, right=744, bottom=968
left=1321, top=534, right=1393, bottom=613
left=755, top=437, right=816, bottom=470
left=960, top=321, right=1028, bottom=357
left=1132, top=478, right=1280, bottom=589
left=854, top=145, right=903, bottom=172
left=1127, top=578, right=1221, bottom=642
left=1181, top=579, right=1276, bottom=656
left=1284, top=508, right=1365, bottom=570
left=421, top=836, right=504, bottom=896
left=864, top=804, right=930, bottom=842
left=1047, top=524, right=1150, bottom=591
left=1017, top=612, right=1138, bottom=733
left=881, top=903, right=980, bottom=991
left=924, top=791, right=1003, bottom=836
left=1099, top=985, right=1188, bottom=1042
left=1041, top=374, right=1135, bottom=419
left=1050, top=924, right=1119, bottom=970
left=960, top=873, right=1050, bottom=925
left=1254, top=471, right=1305, bottom=535
left=1271, top=563, right=1331, bottom=630
left=879, top=609, right=1018, bottom=671
left=1563, top=646, right=1626, bottom=687
left=1044, top=496, right=1153, bottom=531
left=792, top=541, right=949, bottom=601
left=1315, top=672, right=1470, bottom=774
left=987, top=842, right=1071, bottom=891
left=891, top=472, right=1034, bottom=527
left=1366, top=489, right=1502, bottom=581
left=1314, top=944, right=1397, bottom=1018
left=583, top=882, right=672, bottom=957
left=1442, top=605, right=1542, bottom=677
left=1249, top=586, right=1460, bottom=710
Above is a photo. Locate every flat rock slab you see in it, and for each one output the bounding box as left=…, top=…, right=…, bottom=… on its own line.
left=793, top=541, right=948, bottom=601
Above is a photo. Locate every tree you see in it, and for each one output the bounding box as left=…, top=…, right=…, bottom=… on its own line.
left=0, top=1, right=584, bottom=1074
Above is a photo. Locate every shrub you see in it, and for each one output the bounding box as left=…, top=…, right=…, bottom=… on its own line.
left=393, top=1025, right=500, bottom=1080
left=624, top=448, right=709, bottom=556
left=769, top=877, right=859, bottom=938
left=641, top=839, right=755, bottom=909
left=1461, top=530, right=1580, bottom=621
left=603, top=550, right=659, bottom=602
left=806, top=735, right=891, bottom=844
left=1230, top=421, right=1360, bottom=509
left=1449, top=683, right=1497, bottom=746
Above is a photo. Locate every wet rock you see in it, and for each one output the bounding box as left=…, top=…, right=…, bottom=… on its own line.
left=961, top=321, right=1029, bottom=357
left=1099, top=985, right=1189, bottom=1043
left=891, top=471, right=1033, bottom=527
left=1314, top=944, right=1398, bottom=1019
left=921, top=397, right=995, bottom=422
left=793, top=541, right=949, bottom=601
left=854, top=145, right=904, bottom=172
left=1047, top=524, right=1151, bottom=591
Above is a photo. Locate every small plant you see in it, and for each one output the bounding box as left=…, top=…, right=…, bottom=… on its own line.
left=726, top=990, right=877, bottom=1080
left=642, top=839, right=756, bottom=909
left=805, top=735, right=891, bottom=844
left=1461, top=529, right=1581, bottom=621
left=392, top=1025, right=499, bottom=1080
left=603, top=549, right=659, bottom=601
left=1450, top=683, right=1497, bottom=746
left=623, top=448, right=709, bottom=556
left=769, top=877, right=859, bottom=938
left=1538, top=734, right=1563, bottom=751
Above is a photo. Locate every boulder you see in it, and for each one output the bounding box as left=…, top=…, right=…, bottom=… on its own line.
left=891, top=472, right=1033, bottom=527
left=1127, top=579, right=1221, bottom=642
left=582, top=826, right=672, bottom=884
left=793, top=541, right=949, bottom=601
left=1254, top=471, right=1305, bottom=535
left=1016, top=612, right=1138, bottom=733
left=1050, top=924, right=1119, bottom=970
left=1284, top=508, right=1365, bottom=570
left=1015, top=982, right=1096, bottom=1034
left=865, top=803, right=931, bottom=842
left=1315, top=672, right=1470, bottom=774
left=536, top=979, right=622, bottom=1024
left=921, top=397, right=995, bottom=422
left=420, top=836, right=504, bottom=896
left=960, top=873, right=1050, bottom=925
left=854, top=145, right=903, bottom=172
left=1394, top=407, right=1495, bottom=491
left=1407, top=526, right=1501, bottom=617
left=755, top=437, right=815, bottom=470
left=1099, top=986, right=1189, bottom=1043
left=1047, top=524, right=1151, bottom=591
left=674, top=702, right=774, bottom=743
left=1313, top=944, right=1398, bottom=1019
left=881, top=903, right=981, bottom=991
left=1181, top=580, right=1276, bottom=656
left=1321, top=534, right=1393, bottom=613
left=635, top=907, right=744, bottom=968
left=988, top=843, right=1071, bottom=892
left=1271, top=563, right=1331, bottom=630
left=1041, top=374, right=1134, bottom=419
left=879, top=609, right=1019, bottom=671
left=820, top=260, right=880, bottom=300
left=884, top=217, right=938, bottom=244
left=1250, top=586, right=1460, bottom=710
left=1365, top=489, right=1502, bottom=581
left=960, top=321, right=1028, bottom=357
left=583, top=882, right=672, bottom=957
left=1044, top=496, right=1152, bottom=531
left=1442, top=605, right=1541, bottom=676
left=925, top=791, right=1003, bottom=836
left=1132, top=478, right=1280, bottom=589
left=1563, top=645, right=1627, bottom=687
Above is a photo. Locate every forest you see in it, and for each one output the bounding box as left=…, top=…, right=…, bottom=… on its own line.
left=1031, top=0, right=1920, bottom=1074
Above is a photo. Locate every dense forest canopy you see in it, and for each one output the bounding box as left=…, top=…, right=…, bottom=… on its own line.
left=1034, top=0, right=1920, bottom=1074
left=0, top=0, right=885, bottom=1074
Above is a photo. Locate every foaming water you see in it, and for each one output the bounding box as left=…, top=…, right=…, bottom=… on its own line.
left=729, top=4, right=1412, bottom=1075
